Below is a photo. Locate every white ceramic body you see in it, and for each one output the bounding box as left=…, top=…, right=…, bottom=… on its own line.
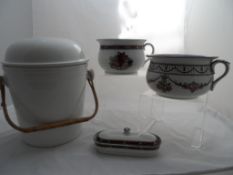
left=3, top=63, right=87, bottom=147
left=146, top=54, right=230, bottom=99
left=97, top=39, right=154, bottom=74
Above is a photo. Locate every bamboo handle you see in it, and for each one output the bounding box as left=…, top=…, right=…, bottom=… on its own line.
left=0, top=70, right=98, bottom=133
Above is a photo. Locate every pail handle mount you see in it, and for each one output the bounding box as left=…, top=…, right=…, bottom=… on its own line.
left=0, top=70, right=99, bottom=133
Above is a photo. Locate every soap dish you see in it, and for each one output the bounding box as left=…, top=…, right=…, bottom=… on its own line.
left=94, top=127, right=161, bottom=157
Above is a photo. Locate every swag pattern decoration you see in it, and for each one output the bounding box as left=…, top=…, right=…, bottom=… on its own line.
left=148, top=62, right=212, bottom=75
left=147, top=62, right=213, bottom=93
left=148, top=75, right=212, bottom=93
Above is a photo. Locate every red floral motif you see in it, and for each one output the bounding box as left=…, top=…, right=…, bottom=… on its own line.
left=156, top=75, right=172, bottom=92
left=167, top=77, right=212, bottom=93
left=182, top=82, right=202, bottom=92
left=150, top=74, right=212, bottom=93
left=109, top=52, right=133, bottom=70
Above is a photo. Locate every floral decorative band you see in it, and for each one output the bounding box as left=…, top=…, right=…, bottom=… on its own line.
left=147, top=74, right=212, bottom=93
left=100, top=45, right=144, bottom=50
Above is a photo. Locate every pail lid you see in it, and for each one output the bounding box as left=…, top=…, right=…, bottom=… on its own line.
left=3, top=37, right=88, bottom=67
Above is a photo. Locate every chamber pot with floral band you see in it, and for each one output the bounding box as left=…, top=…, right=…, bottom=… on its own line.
left=97, top=39, right=155, bottom=74
left=0, top=38, right=98, bottom=147
left=146, top=54, right=230, bottom=99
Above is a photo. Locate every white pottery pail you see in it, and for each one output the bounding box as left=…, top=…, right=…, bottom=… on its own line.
left=0, top=38, right=98, bottom=147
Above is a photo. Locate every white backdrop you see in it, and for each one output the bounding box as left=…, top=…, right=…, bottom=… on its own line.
left=32, top=0, right=185, bottom=74
left=32, top=0, right=233, bottom=118
left=0, top=0, right=33, bottom=105
left=0, top=1, right=233, bottom=174
left=32, top=0, right=187, bottom=120
left=0, top=0, right=232, bottom=117
left=185, top=0, right=233, bottom=118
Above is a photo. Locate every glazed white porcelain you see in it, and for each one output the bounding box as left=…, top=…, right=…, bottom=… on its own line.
left=97, top=39, right=154, bottom=74
left=4, top=37, right=85, bottom=64
left=146, top=54, right=230, bottom=99
left=2, top=37, right=89, bottom=147
left=94, top=128, right=161, bottom=157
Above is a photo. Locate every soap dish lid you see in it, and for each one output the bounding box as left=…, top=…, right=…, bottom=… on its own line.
left=94, top=127, right=161, bottom=150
